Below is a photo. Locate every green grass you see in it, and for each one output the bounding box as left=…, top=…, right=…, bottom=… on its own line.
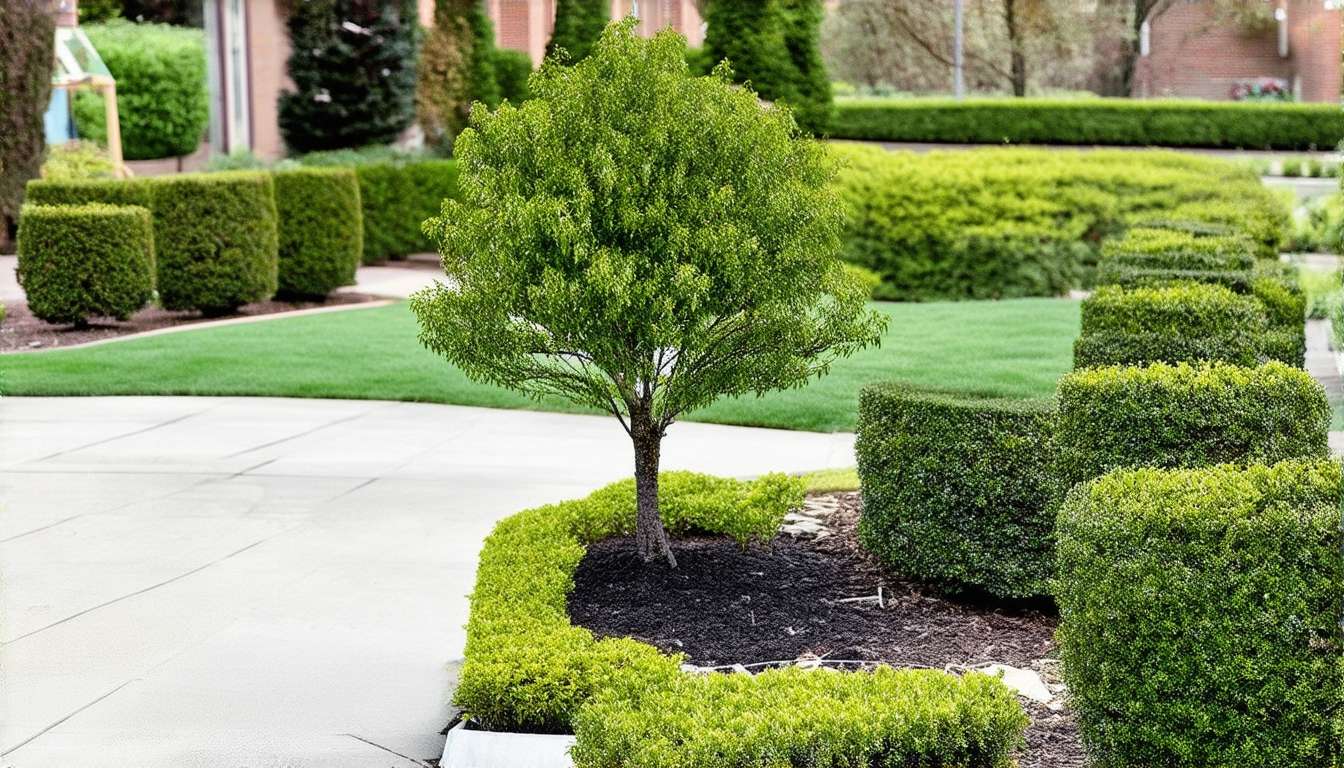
left=0, top=299, right=1080, bottom=432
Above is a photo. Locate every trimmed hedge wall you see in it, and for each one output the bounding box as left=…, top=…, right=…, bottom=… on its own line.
left=273, top=167, right=363, bottom=298
left=829, top=97, right=1344, bottom=150
left=25, top=172, right=279, bottom=313
left=855, top=385, right=1058, bottom=599
left=1073, top=283, right=1278, bottom=368
left=16, top=203, right=154, bottom=325
left=831, top=144, right=1287, bottom=300
left=457, top=470, right=1026, bottom=765
left=1055, top=361, right=1330, bottom=490
left=1055, top=459, right=1344, bottom=767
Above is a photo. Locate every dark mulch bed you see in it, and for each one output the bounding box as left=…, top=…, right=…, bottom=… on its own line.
left=0, top=292, right=378, bottom=353
left=568, top=491, right=1085, bottom=768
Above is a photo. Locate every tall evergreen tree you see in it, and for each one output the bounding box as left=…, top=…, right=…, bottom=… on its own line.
left=545, top=0, right=608, bottom=62
left=278, top=0, right=419, bottom=153
left=416, top=0, right=500, bottom=152
left=0, top=0, right=54, bottom=248
left=703, top=0, right=832, bottom=133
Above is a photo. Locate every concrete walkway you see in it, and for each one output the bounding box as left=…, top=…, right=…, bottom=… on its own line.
left=0, top=396, right=854, bottom=767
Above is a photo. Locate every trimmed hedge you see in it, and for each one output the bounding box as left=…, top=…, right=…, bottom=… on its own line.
left=16, top=203, right=154, bottom=325
left=855, top=384, right=1058, bottom=598
left=1055, top=361, right=1330, bottom=490
left=572, top=665, right=1027, bottom=768
left=299, top=152, right=458, bottom=262
left=458, top=470, right=1026, bottom=765
left=1073, top=283, right=1279, bottom=368
left=1055, top=459, right=1344, bottom=767
left=831, top=144, right=1287, bottom=300
left=25, top=172, right=279, bottom=313
left=72, top=21, right=208, bottom=160
left=829, top=97, right=1344, bottom=150
left=272, top=167, right=362, bottom=298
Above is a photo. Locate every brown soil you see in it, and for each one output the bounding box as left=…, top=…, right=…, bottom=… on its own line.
left=0, top=293, right=378, bottom=353
left=567, top=491, right=1085, bottom=768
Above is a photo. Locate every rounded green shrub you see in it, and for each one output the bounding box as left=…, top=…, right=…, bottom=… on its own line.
left=17, top=203, right=154, bottom=325
left=1055, top=459, right=1344, bottom=767
left=492, top=48, right=533, bottom=103
left=855, top=385, right=1058, bottom=598
left=1074, top=282, right=1271, bottom=368
left=72, top=21, right=208, bottom=160
left=149, top=172, right=278, bottom=313
left=273, top=167, right=363, bottom=299
left=1055, top=361, right=1330, bottom=490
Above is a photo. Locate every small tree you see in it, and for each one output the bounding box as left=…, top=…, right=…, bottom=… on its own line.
left=545, top=0, right=608, bottom=62
left=411, top=21, right=884, bottom=565
left=417, top=0, right=501, bottom=152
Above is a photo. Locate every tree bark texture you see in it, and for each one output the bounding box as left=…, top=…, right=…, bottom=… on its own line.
left=631, top=409, right=676, bottom=567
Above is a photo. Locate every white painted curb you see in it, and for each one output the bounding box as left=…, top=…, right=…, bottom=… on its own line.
left=440, top=721, right=576, bottom=768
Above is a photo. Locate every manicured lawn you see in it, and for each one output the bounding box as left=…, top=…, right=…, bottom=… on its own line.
left=0, top=299, right=1080, bottom=432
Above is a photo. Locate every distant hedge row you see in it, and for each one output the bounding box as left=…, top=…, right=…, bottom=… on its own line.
left=830, top=98, right=1344, bottom=151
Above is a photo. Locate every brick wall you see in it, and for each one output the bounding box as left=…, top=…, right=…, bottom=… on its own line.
left=1134, top=0, right=1340, bottom=102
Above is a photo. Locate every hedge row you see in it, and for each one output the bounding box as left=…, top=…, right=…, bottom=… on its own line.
left=273, top=167, right=362, bottom=298
left=16, top=203, right=155, bottom=324
left=1056, top=459, right=1344, bottom=767
left=829, top=97, right=1344, bottom=150
left=831, top=144, right=1288, bottom=300
left=457, top=471, right=1027, bottom=764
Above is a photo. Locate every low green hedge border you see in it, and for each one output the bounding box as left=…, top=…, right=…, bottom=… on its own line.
left=16, top=203, right=155, bottom=325
left=273, top=167, right=363, bottom=298
left=1056, top=459, right=1344, bottom=767
left=458, top=471, right=1028, bottom=766
left=1055, top=361, right=1330, bottom=490
left=855, top=384, right=1058, bottom=599
left=829, top=98, right=1344, bottom=150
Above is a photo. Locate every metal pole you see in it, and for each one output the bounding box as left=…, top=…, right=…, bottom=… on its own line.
left=953, top=0, right=965, bottom=99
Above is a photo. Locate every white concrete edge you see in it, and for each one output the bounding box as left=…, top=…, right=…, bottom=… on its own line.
left=8, top=299, right=397, bottom=355
left=441, top=721, right=576, bottom=768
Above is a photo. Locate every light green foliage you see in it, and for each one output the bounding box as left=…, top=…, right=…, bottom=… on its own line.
left=412, top=23, right=882, bottom=447
left=41, top=142, right=116, bottom=181
left=17, top=203, right=154, bottom=325
left=799, top=466, right=859, bottom=493
left=572, top=665, right=1028, bottom=768
left=829, top=97, right=1344, bottom=150
left=272, top=167, right=363, bottom=298
left=1301, top=264, right=1342, bottom=319
left=1055, top=361, right=1330, bottom=490
left=1292, top=194, right=1344, bottom=254
left=1055, top=459, right=1344, bottom=767
left=456, top=472, right=802, bottom=732
left=856, top=385, right=1058, bottom=598
left=72, top=21, right=208, bottom=160
left=1074, top=283, right=1276, bottom=368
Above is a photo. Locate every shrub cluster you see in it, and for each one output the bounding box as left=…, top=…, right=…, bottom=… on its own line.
left=16, top=203, right=155, bottom=325
left=72, top=21, right=208, bottom=160
left=1073, top=283, right=1283, bottom=368
left=829, top=97, right=1344, bottom=150
left=1055, top=361, right=1330, bottom=490
left=831, top=144, right=1286, bottom=300
left=416, top=0, right=502, bottom=151
left=1055, top=459, right=1344, bottom=767
left=456, top=470, right=1026, bottom=764
left=855, top=385, right=1058, bottom=598
left=272, top=167, right=362, bottom=299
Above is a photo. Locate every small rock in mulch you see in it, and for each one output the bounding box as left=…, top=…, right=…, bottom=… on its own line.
left=0, top=292, right=379, bottom=353
left=567, top=491, right=1085, bottom=768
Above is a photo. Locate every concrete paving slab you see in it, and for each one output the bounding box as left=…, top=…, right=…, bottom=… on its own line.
left=0, top=396, right=854, bottom=767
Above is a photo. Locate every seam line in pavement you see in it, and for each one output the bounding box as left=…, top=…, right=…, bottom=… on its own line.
left=26, top=409, right=208, bottom=464
left=0, top=678, right=137, bottom=757
left=222, top=410, right=377, bottom=458
left=342, top=734, right=434, bottom=767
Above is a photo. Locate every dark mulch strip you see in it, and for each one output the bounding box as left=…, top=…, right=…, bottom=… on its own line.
left=567, top=491, right=1085, bottom=768
left=0, top=292, right=379, bottom=353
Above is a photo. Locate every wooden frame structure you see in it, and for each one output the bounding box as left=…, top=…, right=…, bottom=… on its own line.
left=52, top=25, right=127, bottom=177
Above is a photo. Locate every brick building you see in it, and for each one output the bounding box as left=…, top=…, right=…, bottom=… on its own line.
left=203, top=0, right=704, bottom=161
left=1133, top=0, right=1341, bottom=102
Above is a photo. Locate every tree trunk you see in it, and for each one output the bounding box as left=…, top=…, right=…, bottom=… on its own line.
left=631, top=411, right=676, bottom=567
left=1004, top=0, right=1027, bottom=97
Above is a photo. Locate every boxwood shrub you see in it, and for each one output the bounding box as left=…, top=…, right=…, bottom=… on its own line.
left=829, top=97, right=1344, bottom=150
left=272, top=167, right=363, bottom=298
left=458, top=470, right=1026, bottom=764
left=27, top=173, right=278, bottom=313
left=1073, top=282, right=1277, bottom=368
left=1055, top=459, right=1344, bottom=767
left=16, top=203, right=154, bottom=325
left=854, top=384, right=1058, bottom=598
left=1055, top=361, right=1330, bottom=490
